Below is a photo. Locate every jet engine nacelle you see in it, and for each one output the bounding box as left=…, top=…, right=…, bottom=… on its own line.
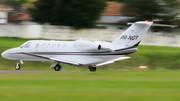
left=73, top=40, right=101, bottom=52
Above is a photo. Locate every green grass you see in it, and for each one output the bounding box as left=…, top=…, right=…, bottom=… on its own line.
left=0, top=37, right=180, bottom=100
left=1, top=70, right=180, bottom=101
left=101, top=45, right=180, bottom=70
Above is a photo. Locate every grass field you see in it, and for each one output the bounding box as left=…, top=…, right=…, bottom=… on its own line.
left=0, top=37, right=180, bottom=101
left=1, top=70, right=180, bottom=101
left=0, top=37, right=180, bottom=70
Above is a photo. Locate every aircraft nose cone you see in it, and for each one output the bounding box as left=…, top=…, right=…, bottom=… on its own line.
left=1, top=51, right=6, bottom=58
left=1, top=51, right=7, bottom=58
left=1, top=48, right=19, bottom=60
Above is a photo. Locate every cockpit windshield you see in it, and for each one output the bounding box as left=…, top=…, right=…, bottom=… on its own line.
left=19, top=42, right=32, bottom=48
left=24, top=42, right=31, bottom=48
left=20, top=46, right=23, bottom=48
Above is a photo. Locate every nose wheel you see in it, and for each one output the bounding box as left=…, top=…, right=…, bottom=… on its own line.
left=15, top=63, right=21, bottom=70
left=54, top=64, right=61, bottom=71
left=88, top=66, right=96, bottom=72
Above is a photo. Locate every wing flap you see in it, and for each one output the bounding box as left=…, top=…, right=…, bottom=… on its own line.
left=50, top=57, right=79, bottom=65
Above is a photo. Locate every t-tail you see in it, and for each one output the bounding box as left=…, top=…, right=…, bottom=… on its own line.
left=112, top=21, right=153, bottom=48
left=112, top=21, right=177, bottom=48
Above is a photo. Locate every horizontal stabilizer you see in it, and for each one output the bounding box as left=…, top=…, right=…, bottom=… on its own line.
left=152, top=24, right=178, bottom=28
left=128, top=21, right=152, bottom=25
left=128, top=22, right=178, bottom=28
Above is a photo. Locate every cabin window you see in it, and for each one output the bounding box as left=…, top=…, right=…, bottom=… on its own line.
left=57, top=44, right=61, bottom=48
left=63, top=44, right=66, bottom=48
left=41, top=44, right=45, bottom=48
left=24, top=42, right=31, bottom=48
left=36, top=43, right=39, bottom=48
left=47, top=44, right=51, bottom=48
left=52, top=44, right=56, bottom=48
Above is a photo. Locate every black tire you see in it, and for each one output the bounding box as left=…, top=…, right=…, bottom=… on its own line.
left=89, top=66, right=96, bottom=72
left=92, top=66, right=97, bottom=72
left=88, top=66, right=92, bottom=70
left=15, top=64, right=21, bottom=70
left=54, top=64, right=61, bottom=71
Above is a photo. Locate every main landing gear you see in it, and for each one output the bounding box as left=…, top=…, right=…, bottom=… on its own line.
left=88, top=66, right=97, bottom=72
left=50, top=61, right=61, bottom=71
left=54, top=64, right=61, bottom=71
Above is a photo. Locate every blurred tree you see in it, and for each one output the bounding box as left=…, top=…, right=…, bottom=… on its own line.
left=0, top=0, right=32, bottom=12
left=29, top=0, right=56, bottom=24
left=121, top=0, right=164, bottom=21
left=120, top=0, right=180, bottom=32
left=17, top=0, right=31, bottom=3
left=0, top=0, right=20, bottom=11
left=106, top=0, right=125, bottom=3
left=29, top=0, right=106, bottom=29
left=121, top=0, right=180, bottom=23
left=161, top=0, right=180, bottom=21
left=17, top=0, right=32, bottom=12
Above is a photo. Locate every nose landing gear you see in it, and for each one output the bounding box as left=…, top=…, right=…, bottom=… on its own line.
left=15, top=60, right=23, bottom=70
left=15, top=63, right=21, bottom=70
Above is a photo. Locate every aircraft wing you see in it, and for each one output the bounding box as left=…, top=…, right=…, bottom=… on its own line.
left=18, top=52, right=130, bottom=67
left=19, top=52, right=80, bottom=66
left=96, top=56, right=130, bottom=66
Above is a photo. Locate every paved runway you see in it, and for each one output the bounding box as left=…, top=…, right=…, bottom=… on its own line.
left=0, top=70, right=85, bottom=74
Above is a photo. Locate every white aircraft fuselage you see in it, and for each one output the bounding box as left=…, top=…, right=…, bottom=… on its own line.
left=1, top=21, right=177, bottom=71
left=2, top=40, right=137, bottom=66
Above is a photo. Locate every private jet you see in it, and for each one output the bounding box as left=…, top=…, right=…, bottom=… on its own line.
left=1, top=21, right=177, bottom=72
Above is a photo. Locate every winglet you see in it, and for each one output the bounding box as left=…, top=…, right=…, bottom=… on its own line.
left=96, top=57, right=130, bottom=66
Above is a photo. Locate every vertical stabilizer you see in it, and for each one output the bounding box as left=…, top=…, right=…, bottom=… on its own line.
left=112, top=21, right=153, bottom=47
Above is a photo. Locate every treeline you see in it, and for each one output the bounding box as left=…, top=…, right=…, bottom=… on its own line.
left=1, top=0, right=180, bottom=29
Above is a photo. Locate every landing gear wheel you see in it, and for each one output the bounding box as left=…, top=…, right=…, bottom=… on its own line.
left=54, top=64, right=61, bottom=71
left=89, top=66, right=96, bottom=72
left=15, top=63, right=21, bottom=70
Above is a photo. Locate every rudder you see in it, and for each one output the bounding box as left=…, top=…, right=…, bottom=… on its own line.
left=112, top=21, right=153, bottom=47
